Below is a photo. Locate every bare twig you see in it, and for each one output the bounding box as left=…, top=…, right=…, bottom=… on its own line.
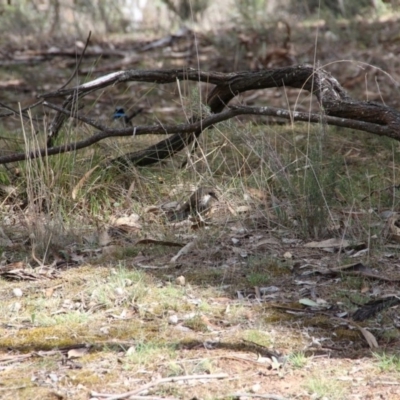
left=91, top=373, right=229, bottom=400
left=0, top=386, right=26, bottom=391
left=58, top=31, right=92, bottom=91
left=43, top=101, right=107, bottom=130
left=106, top=396, right=177, bottom=400
left=44, top=31, right=93, bottom=147
left=0, top=100, right=43, bottom=121
left=229, top=394, right=288, bottom=400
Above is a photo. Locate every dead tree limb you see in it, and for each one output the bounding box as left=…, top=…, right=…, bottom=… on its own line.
left=17, top=64, right=400, bottom=167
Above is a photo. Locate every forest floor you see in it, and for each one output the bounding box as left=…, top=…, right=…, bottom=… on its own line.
left=1, top=9, right=400, bottom=400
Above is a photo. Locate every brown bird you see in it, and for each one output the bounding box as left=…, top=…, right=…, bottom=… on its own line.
left=170, top=187, right=218, bottom=221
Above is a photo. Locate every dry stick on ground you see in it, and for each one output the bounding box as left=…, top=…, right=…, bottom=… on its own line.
left=103, top=397, right=177, bottom=400
left=229, top=394, right=288, bottom=400
left=90, top=373, right=229, bottom=400
left=4, top=65, right=399, bottom=166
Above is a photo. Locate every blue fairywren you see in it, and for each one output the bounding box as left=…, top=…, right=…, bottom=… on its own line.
left=113, top=107, right=131, bottom=127
left=112, top=107, right=144, bottom=127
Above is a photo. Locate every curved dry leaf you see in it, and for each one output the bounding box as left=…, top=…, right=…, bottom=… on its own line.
left=72, top=165, right=99, bottom=200
left=170, top=241, right=195, bottom=262
left=0, top=227, right=13, bottom=247
left=67, top=348, right=88, bottom=359
left=386, top=214, right=400, bottom=243
left=299, top=298, right=319, bottom=307
left=358, top=327, right=379, bottom=349
left=253, top=237, right=280, bottom=248
left=160, top=201, right=179, bottom=211
left=236, top=205, right=251, bottom=213
left=112, top=213, right=140, bottom=226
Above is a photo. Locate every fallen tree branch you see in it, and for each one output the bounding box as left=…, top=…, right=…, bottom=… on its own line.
left=48, top=66, right=400, bottom=163
left=0, top=100, right=396, bottom=166
left=3, top=65, right=399, bottom=166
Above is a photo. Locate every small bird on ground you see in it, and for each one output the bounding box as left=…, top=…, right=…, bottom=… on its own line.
left=170, top=187, right=218, bottom=221
left=112, top=107, right=143, bottom=127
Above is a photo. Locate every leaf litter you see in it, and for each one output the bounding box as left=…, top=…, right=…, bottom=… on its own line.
left=1, top=215, right=400, bottom=399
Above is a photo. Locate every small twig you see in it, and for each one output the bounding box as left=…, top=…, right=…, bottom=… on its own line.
left=0, top=354, right=32, bottom=364
left=0, top=386, right=26, bottom=391
left=374, top=381, right=400, bottom=386
left=126, top=397, right=178, bottom=400
left=219, top=355, right=273, bottom=367
left=361, top=184, right=400, bottom=202
left=0, top=100, right=43, bottom=121
left=43, top=101, right=107, bottom=130
left=229, top=393, right=288, bottom=400
left=126, top=107, right=144, bottom=123
left=58, top=31, right=92, bottom=91
left=134, top=263, right=177, bottom=270
left=91, top=373, right=229, bottom=400
left=43, top=31, right=91, bottom=147
left=31, top=242, right=45, bottom=268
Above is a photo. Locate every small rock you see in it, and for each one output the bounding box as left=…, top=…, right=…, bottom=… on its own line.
left=283, top=251, right=292, bottom=259
left=99, top=326, right=110, bottom=335
left=12, top=288, right=23, bottom=297
left=10, top=302, right=21, bottom=312
left=114, top=287, right=124, bottom=296
left=48, top=373, right=58, bottom=382
left=168, top=315, right=179, bottom=325
left=176, top=276, right=185, bottom=286
left=250, top=383, right=261, bottom=393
